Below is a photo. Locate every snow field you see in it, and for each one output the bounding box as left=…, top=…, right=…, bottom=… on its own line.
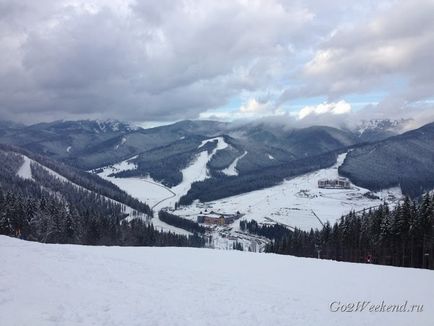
left=1, top=236, right=433, bottom=326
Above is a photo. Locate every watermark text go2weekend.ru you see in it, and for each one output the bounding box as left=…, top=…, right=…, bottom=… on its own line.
left=330, top=301, right=423, bottom=313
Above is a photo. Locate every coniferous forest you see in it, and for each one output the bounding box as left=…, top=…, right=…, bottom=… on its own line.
left=0, top=149, right=204, bottom=247
left=265, top=194, right=434, bottom=269
left=159, top=210, right=206, bottom=234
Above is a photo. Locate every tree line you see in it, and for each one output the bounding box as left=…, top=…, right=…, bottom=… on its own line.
left=265, top=194, right=434, bottom=269
left=240, top=219, right=290, bottom=241
left=158, top=210, right=206, bottom=234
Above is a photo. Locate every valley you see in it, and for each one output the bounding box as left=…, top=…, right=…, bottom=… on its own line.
left=95, top=147, right=403, bottom=251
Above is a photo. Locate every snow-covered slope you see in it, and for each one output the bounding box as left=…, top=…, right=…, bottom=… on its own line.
left=96, top=157, right=190, bottom=235
left=166, top=137, right=228, bottom=208
left=174, top=153, right=402, bottom=231
left=1, top=236, right=432, bottom=326
left=16, top=154, right=149, bottom=222
left=222, top=151, right=247, bottom=176
left=96, top=137, right=231, bottom=235
left=16, top=155, right=33, bottom=180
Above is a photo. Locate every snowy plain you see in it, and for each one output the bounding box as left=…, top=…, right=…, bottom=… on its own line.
left=1, top=236, right=433, bottom=326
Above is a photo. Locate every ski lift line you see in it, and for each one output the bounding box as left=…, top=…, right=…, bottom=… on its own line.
left=311, top=210, right=325, bottom=228
left=141, top=179, right=176, bottom=210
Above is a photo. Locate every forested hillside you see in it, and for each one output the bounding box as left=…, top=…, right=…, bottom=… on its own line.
left=179, top=150, right=340, bottom=205
left=0, top=147, right=204, bottom=247
left=340, top=122, right=434, bottom=197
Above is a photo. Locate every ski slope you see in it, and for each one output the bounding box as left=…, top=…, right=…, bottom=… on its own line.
left=16, top=155, right=33, bottom=180
left=98, top=137, right=230, bottom=211
left=222, top=151, right=247, bottom=176
left=1, top=236, right=432, bottom=326
left=165, top=137, right=229, bottom=208
left=96, top=137, right=231, bottom=235
left=173, top=153, right=403, bottom=231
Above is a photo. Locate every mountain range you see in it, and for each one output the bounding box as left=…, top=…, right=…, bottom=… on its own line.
left=0, top=118, right=432, bottom=201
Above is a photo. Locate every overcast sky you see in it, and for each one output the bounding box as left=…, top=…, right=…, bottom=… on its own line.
left=1, top=0, right=433, bottom=127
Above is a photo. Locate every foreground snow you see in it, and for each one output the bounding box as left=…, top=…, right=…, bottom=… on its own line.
left=1, top=236, right=433, bottom=326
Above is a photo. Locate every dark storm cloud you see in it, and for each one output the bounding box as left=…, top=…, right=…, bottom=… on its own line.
left=0, top=0, right=315, bottom=122
left=0, top=0, right=433, bottom=124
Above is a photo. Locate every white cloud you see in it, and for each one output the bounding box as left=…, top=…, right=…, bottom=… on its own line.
left=239, top=99, right=268, bottom=113
left=0, top=0, right=317, bottom=122
left=280, top=0, right=434, bottom=106
left=200, top=97, right=286, bottom=121
left=297, top=100, right=351, bottom=119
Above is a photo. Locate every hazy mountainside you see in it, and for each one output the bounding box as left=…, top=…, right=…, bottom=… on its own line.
left=2, top=118, right=431, bottom=203
left=108, top=124, right=359, bottom=191
left=0, top=120, right=136, bottom=169
left=0, top=119, right=363, bottom=181
left=340, top=122, right=434, bottom=197
left=0, top=119, right=227, bottom=170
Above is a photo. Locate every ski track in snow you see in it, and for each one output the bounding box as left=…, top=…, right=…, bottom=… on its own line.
left=222, top=151, right=247, bottom=176
left=16, top=155, right=33, bottom=180
left=1, top=235, right=433, bottom=326
left=97, top=156, right=191, bottom=235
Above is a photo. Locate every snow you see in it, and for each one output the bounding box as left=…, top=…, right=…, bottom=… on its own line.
left=1, top=235, right=433, bottom=326
left=16, top=155, right=33, bottom=180
left=222, top=151, right=247, bottom=176
left=96, top=151, right=403, bottom=248
left=114, top=137, right=127, bottom=150
left=173, top=153, right=403, bottom=232
left=267, top=153, right=275, bottom=160
left=66, top=146, right=71, bottom=153
left=156, top=136, right=228, bottom=209
left=99, top=137, right=230, bottom=211
left=356, top=119, right=402, bottom=136
left=96, top=138, right=231, bottom=235
left=96, top=157, right=190, bottom=235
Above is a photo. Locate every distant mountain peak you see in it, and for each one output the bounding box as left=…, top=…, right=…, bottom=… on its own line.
left=353, top=118, right=411, bottom=142
left=94, top=119, right=140, bottom=133
left=356, top=118, right=410, bottom=135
